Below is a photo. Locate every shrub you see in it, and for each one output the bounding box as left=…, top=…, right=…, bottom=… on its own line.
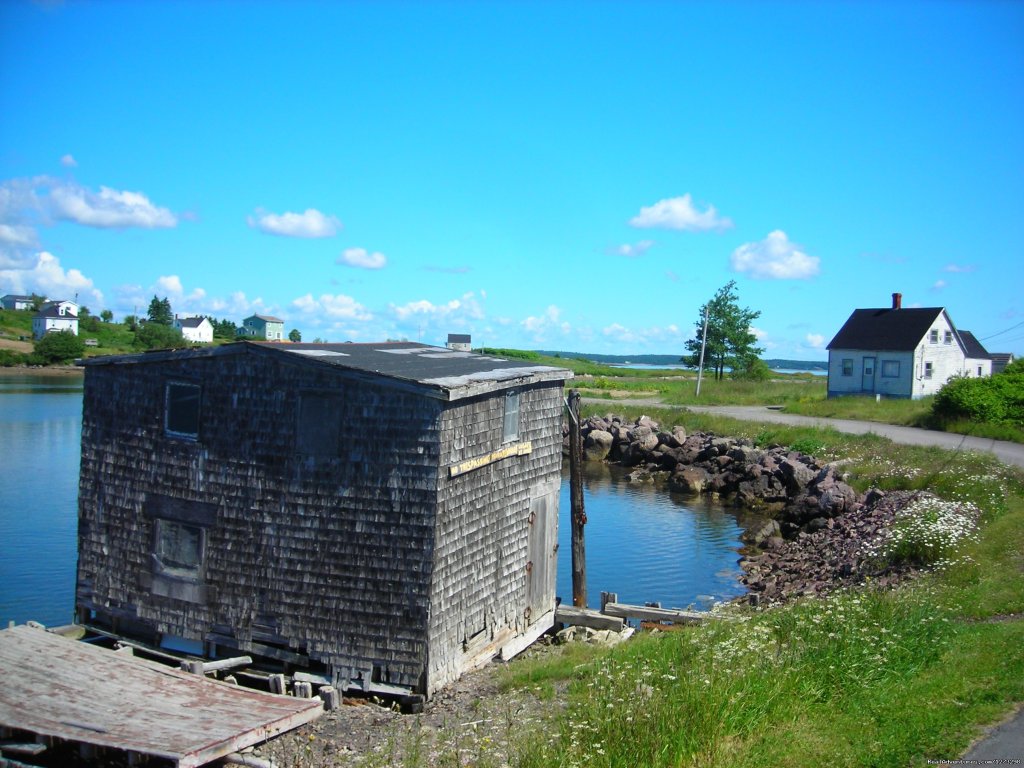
left=932, top=366, right=1024, bottom=427
left=33, top=330, right=85, bottom=364
left=133, top=322, right=189, bottom=351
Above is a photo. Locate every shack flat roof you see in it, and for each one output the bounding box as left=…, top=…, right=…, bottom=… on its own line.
left=81, top=341, right=573, bottom=400
left=0, top=625, right=322, bottom=767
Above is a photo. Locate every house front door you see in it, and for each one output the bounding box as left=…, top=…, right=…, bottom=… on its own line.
left=525, top=479, right=559, bottom=626
left=862, top=356, right=876, bottom=393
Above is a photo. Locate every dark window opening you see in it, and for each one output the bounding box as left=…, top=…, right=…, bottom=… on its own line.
left=166, top=382, right=201, bottom=438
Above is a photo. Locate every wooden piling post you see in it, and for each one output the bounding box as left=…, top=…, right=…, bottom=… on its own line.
left=268, top=674, right=286, bottom=695
left=568, top=389, right=587, bottom=608
left=293, top=681, right=313, bottom=699
left=319, top=686, right=340, bottom=710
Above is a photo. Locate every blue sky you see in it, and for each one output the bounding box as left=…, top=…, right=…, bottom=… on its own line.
left=2, top=0, right=1023, bottom=359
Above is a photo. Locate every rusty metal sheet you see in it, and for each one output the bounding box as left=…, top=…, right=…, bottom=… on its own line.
left=0, top=625, right=322, bottom=767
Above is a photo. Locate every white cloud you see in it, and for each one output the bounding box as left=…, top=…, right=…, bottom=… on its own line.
left=730, top=230, right=820, bottom=280
left=338, top=247, right=387, bottom=270
left=805, top=333, right=825, bottom=349
left=247, top=208, right=340, bottom=238
left=49, top=183, right=177, bottom=228
left=0, top=224, right=37, bottom=248
left=60, top=154, right=78, bottom=168
left=292, top=292, right=372, bottom=321
left=943, top=263, right=976, bottom=273
left=156, top=274, right=184, bottom=296
left=629, top=194, right=732, bottom=232
left=600, top=322, right=685, bottom=348
left=610, top=240, right=655, bottom=258
left=751, top=326, right=768, bottom=341
left=931, top=280, right=947, bottom=292
left=391, top=292, right=485, bottom=323
left=0, top=250, right=103, bottom=306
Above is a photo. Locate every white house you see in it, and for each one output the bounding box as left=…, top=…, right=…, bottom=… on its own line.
left=32, top=300, right=79, bottom=339
left=446, top=333, right=472, bottom=351
left=174, top=315, right=214, bottom=344
left=826, top=293, right=990, bottom=399
left=1, top=294, right=38, bottom=311
left=239, top=314, right=285, bottom=341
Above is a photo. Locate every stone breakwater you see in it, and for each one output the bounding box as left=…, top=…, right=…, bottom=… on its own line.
left=566, top=414, right=910, bottom=604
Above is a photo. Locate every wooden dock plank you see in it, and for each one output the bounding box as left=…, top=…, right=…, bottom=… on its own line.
left=0, top=625, right=322, bottom=768
left=554, top=605, right=624, bottom=632
left=601, top=602, right=713, bottom=624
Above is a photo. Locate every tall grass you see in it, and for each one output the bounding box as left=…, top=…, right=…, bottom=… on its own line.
left=501, top=434, right=1024, bottom=767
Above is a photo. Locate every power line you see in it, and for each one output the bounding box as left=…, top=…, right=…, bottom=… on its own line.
left=980, top=319, right=1024, bottom=341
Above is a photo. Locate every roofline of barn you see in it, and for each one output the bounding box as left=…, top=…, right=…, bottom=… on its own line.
left=78, top=341, right=572, bottom=401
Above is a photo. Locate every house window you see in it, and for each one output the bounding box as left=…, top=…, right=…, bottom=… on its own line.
left=881, top=360, right=900, bottom=378
left=166, top=382, right=201, bottom=438
left=841, top=359, right=853, bottom=376
left=944, top=331, right=953, bottom=345
left=977, top=366, right=982, bottom=376
left=503, top=390, right=520, bottom=443
left=924, top=362, right=934, bottom=379
left=154, top=519, right=204, bottom=578
left=929, top=330, right=939, bottom=344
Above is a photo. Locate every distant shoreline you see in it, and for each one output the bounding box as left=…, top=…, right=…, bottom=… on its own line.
left=0, top=365, right=83, bottom=377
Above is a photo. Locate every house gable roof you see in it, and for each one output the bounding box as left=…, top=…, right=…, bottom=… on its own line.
left=79, top=341, right=572, bottom=401
left=957, top=330, right=990, bottom=360
left=245, top=314, right=283, bottom=324
left=176, top=317, right=210, bottom=329
left=35, top=305, right=79, bottom=320
left=827, top=307, right=948, bottom=352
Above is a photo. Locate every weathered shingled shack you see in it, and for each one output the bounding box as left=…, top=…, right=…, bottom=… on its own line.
left=76, top=341, right=571, bottom=697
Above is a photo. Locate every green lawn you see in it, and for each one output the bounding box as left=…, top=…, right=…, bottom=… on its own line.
left=503, top=416, right=1024, bottom=768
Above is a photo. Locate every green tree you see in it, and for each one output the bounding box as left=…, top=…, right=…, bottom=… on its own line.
left=146, top=296, right=173, bottom=326
left=124, top=314, right=140, bottom=331
left=207, top=317, right=237, bottom=340
left=682, top=280, right=763, bottom=380
left=100, top=309, right=114, bottom=323
left=33, top=330, right=85, bottom=364
left=134, top=322, right=189, bottom=351
left=289, top=328, right=302, bottom=342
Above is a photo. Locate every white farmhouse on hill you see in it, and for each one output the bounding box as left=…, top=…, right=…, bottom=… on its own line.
left=827, top=293, right=991, bottom=399
left=173, top=315, right=213, bottom=343
left=32, top=300, right=79, bottom=339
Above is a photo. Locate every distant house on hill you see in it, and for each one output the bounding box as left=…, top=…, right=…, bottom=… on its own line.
left=1, top=294, right=38, bottom=311
left=174, top=315, right=214, bottom=344
left=75, top=341, right=572, bottom=698
left=446, top=333, right=472, bottom=351
left=826, top=292, right=991, bottom=399
left=32, top=300, right=78, bottom=339
left=239, top=314, right=285, bottom=341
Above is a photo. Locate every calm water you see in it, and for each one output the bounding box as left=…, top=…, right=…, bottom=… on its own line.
left=0, top=373, right=84, bottom=627
left=0, top=374, right=745, bottom=626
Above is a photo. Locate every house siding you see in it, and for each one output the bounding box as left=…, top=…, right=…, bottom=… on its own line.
left=426, top=381, right=563, bottom=694
left=77, top=352, right=445, bottom=691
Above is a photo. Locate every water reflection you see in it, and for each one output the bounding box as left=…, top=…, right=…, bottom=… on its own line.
left=557, top=461, right=746, bottom=611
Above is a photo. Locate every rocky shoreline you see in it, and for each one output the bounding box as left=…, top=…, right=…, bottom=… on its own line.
left=567, top=413, right=920, bottom=605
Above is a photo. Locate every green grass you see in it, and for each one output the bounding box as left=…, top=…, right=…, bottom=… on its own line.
left=499, top=417, right=1024, bottom=768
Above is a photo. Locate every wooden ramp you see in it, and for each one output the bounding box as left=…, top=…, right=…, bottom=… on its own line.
left=0, top=625, right=322, bottom=767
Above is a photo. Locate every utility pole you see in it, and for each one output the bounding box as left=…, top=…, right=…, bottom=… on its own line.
left=696, top=304, right=709, bottom=397
left=567, top=389, right=587, bottom=607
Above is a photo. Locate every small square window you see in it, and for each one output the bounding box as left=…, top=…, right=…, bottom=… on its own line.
left=841, top=359, right=853, bottom=376
left=881, top=361, right=900, bottom=378
left=154, top=518, right=204, bottom=578
left=944, top=331, right=953, bottom=345
left=166, top=382, right=201, bottom=438
left=924, top=362, right=934, bottom=379
left=929, top=330, right=939, bottom=344
left=502, top=390, right=520, bottom=443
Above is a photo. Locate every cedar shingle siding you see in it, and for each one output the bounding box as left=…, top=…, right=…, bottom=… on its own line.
left=76, top=342, right=570, bottom=696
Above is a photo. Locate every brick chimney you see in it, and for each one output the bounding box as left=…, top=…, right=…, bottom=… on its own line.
left=892, top=292, right=902, bottom=310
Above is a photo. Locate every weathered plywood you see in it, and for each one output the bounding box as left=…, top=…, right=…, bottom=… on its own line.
left=0, top=626, right=322, bottom=768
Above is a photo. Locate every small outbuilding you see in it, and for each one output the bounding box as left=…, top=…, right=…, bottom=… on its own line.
left=826, top=292, right=990, bottom=399
left=76, top=341, right=571, bottom=698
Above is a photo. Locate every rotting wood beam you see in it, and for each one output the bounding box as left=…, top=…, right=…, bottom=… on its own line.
left=601, top=603, right=723, bottom=625
left=554, top=605, right=623, bottom=632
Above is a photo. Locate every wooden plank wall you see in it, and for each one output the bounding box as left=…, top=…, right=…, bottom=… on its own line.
left=77, top=350, right=443, bottom=692
left=426, top=380, right=564, bottom=694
